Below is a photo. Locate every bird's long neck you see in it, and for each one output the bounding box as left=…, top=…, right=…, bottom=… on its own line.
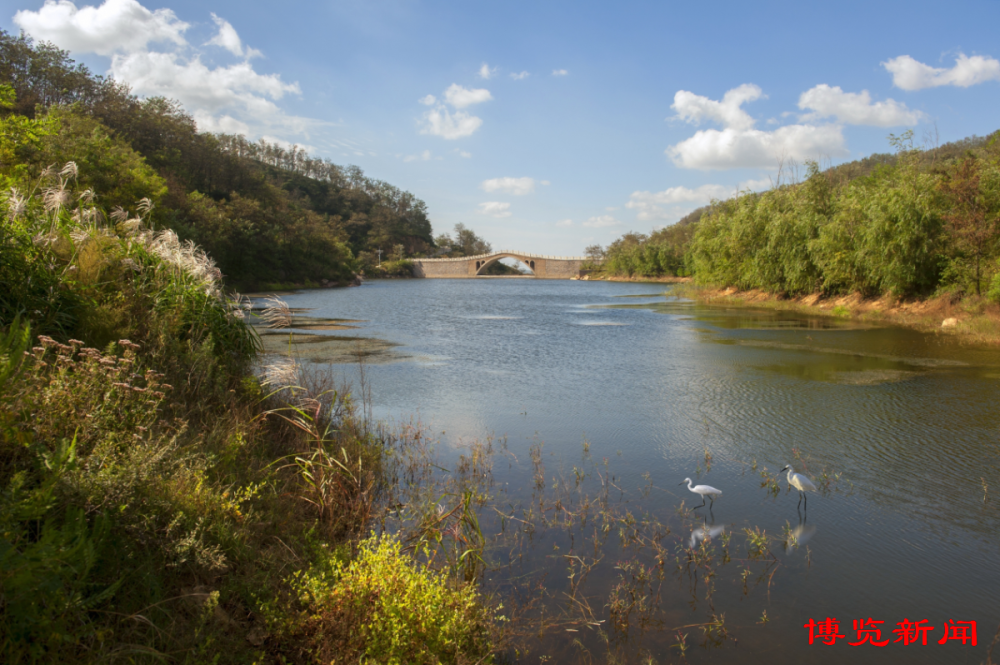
left=687, top=479, right=695, bottom=490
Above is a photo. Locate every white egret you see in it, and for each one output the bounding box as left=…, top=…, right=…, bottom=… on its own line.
left=680, top=478, right=722, bottom=508
left=780, top=465, right=817, bottom=508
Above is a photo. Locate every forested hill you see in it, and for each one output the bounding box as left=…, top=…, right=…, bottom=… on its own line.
left=598, top=130, right=1000, bottom=300
left=0, top=31, right=434, bottom=289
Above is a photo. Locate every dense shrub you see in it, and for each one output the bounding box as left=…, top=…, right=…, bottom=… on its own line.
left=292, top=533, right=494, bottom=664
left=602, top=222, right=695, bottom=278
left=611, top=131, right=1000, bottom=299
left=363, top=258, right=415, bottom=278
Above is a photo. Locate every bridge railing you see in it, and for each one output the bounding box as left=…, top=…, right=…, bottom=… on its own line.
left=415, top=250, right=591, bottom=262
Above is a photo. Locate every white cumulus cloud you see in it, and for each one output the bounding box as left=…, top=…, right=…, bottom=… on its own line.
left=668, top=85, right=847, bottom=170
left=205, top=13, right=260, bottom=59
left=798, top=84, right=922, bottom=126
left=112, top=50, right=312, bottom=135
left=583, top=215, right=621, bottom=228
left=883, top=53, right=1000, bottom=90
left=192, top=112, right=249, bottom=135
left=626, top=179, right=775, bottom=222
left=110, top=51, right=299, bottom=113
left=481, top=177, right=536, bottom=195
left=668, top=125, right=846, bottom=170
left=552, top=69, right=568, bottom=76
left=626, top=184, right=730, bottom=221
left=672, top=83, right=763, bottom=131
left=477, top=202, right=511, bottom=218
left=419, top=84, right=491, bottom=139
left=555, top=219, right=572, bottom=227
left=443, top=83, right=493, bottom=108
left=420, top=107, right=483, bottom=140
left=14, top=0, right=189, bottom=56
left=14, top=0, right=316, bottom=141
left=478, top=63, right=497, bottom=79
left=510, top=71, right=529, bottom=80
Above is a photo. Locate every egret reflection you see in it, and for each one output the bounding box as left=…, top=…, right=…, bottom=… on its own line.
left=784, top=514, right=817, bottom=552
left=689, top=521, right=725, bottom=548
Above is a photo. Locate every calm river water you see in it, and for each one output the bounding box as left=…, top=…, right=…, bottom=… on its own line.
left=265, top=279, right=999, bottom=664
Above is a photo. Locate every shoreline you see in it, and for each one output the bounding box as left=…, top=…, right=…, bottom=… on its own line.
left=669, top=283, right=1000, bottom=345
left=581, top=274, right=692, bottom=284
left=582, top=271, right=1000, bottom=344
left=247, top=273, right=1000, bottom=345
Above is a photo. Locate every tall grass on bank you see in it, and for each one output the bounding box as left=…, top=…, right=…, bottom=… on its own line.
left=0, top=172, right=499, bottom=663
left=1, top=161, right=259, bottom=370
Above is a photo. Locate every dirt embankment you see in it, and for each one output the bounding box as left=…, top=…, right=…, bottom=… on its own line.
left=682, top=285, right=1000, bottom=344
left=585, top=271, right=1000, bottom=343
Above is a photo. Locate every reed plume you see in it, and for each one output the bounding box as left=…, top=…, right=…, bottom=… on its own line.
left=260, top=295, right=293, bottom=329
left=4, top=187, right=27, bottom=219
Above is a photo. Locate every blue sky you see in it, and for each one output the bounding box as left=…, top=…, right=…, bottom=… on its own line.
left=6, top=0, right=1000, bottom=254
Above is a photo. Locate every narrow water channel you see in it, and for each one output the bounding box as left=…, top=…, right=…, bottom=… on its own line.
left=258, top=279, right=1000, bottom=664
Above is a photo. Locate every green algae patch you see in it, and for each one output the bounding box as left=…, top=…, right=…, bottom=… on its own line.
left=250, top=313, right=366, bottom=331
left=259, top=331, right=403, bottom=364
left=283, top=315, right=364, bottom=331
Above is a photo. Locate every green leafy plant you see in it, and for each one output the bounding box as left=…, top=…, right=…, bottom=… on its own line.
left=292, top=532, right=495, bottom=664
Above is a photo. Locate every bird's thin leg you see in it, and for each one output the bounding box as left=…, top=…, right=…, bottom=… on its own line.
left=804, top=493, right=808, bottom=510
left=797, top=492, right=803, bottom=509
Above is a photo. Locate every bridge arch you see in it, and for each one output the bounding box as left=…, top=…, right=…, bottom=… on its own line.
left=412, top=250, right=589, bottom=279
left=475, top=253, right=535, bottom=276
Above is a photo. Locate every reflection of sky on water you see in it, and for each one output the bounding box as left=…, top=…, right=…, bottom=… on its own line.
left=262, top=280, right=1000, bottom=664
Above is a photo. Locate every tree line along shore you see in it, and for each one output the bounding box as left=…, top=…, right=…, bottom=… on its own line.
left=586, top=130, right=1000, bottom=341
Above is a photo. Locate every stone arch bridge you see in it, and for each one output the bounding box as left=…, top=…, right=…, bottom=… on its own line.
left=413, top=251, right=589, bottom=279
